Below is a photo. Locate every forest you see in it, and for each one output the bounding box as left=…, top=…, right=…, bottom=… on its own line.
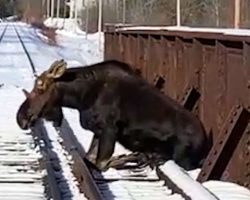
left=2, top=0, right=250, bottom=31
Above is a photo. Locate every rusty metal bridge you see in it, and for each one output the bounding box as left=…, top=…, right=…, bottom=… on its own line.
left=104, top=24, right=250, bottom=189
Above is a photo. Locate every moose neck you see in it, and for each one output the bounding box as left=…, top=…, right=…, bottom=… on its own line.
left=55, top=81, right=83, bottom=110
left=56, top=73, right=104, bottom=111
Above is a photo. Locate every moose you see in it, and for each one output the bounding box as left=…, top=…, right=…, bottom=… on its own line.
left=16, top=59, right=211, bottom=171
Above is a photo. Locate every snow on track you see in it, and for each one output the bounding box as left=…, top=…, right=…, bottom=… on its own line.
left=0, top=133, right=45, bottom=200
left=42, top=122, right=88, bottom=200
left=0, top=22, right=87, bottom=199
left=11, top=22, right=88, bottom=199
left=0, top=23, right=46, bottom=199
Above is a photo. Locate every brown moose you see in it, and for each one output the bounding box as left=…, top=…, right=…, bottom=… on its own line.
left=16, top=59, right=211, bottom=171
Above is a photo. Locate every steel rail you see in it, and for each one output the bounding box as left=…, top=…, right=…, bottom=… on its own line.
left=56, top=119, right=104, bottom=200
left=0, top=23, right=8, bottom=42
left=13, top=24, right=37, bottom=75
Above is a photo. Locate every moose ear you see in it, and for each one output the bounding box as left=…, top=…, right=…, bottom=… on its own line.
left=47, top=59, right=67, bottom=78
left=22, top=89, right=30, bottom=98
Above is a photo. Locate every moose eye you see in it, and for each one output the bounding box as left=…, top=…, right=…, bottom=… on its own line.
left=36, top=79, right=45, bottom=92
left=37, top=79, right=43, bottom=86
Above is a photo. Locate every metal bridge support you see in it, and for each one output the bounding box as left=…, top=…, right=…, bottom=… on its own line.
left=197, top=105, right=250, bottom=189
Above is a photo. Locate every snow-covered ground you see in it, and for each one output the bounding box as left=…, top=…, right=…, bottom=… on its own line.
left=0, top=19, right=250, bottom=199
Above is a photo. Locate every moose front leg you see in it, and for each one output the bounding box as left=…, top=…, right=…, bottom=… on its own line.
left=95, top=130, right=116, bottom=171
left=85, top=135, right=99, bottom=164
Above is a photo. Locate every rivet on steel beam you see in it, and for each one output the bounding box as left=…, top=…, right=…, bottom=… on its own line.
left=201, top=171, right=206, bottom=177
left=219, top=140, right=223, bottom=145
left=247, top=81, right=250, bottom=89
left=233, top=112, right=237, bottom=116
left=213, top=150, right=217, bottom=155
left=230, top=119, right=234, bottom=124
left=208, top=161, right=212, bottom=166
left=236, top=105, right=241, bottom=109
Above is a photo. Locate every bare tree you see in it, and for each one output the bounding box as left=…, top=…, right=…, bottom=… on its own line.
left=234, top=0, right=240, bottom=28
left=77, top=0, right=250, bottom=32
left=56, top=0, right=60, bottom=18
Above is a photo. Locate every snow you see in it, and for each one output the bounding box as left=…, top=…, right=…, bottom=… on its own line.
left=1, top=18, right=250, bottom=199
left=116, top=25, right=250, bottom=37
left=203, top=181, right=250, bottom=200
left=159, top=161, right=217, bottom=200
left=44, top=17, right=86, bottom=35
left=159, top=161, right=250, bottom=200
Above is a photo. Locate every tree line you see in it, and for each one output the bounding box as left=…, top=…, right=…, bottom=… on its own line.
left=2, top=0, right=250, bottom=30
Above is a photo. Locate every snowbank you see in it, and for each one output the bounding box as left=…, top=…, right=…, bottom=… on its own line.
left=44, top=17, right=86, bottom=36
left=159, top=161, right=250, bottom=200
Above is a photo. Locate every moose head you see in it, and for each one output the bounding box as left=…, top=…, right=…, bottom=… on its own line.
left=16, top=59, right=67, bottom=130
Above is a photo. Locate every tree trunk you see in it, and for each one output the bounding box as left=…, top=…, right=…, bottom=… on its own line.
left=234, top=0, right=240, bottom=28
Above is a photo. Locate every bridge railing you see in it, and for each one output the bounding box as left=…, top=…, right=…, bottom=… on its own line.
left=104, top=23, right=250, bottom=189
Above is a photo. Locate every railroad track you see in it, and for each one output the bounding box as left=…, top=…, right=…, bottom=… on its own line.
left=0, top=132, right=45, bottom=200
left=0, top=24, right=8, bottom=42
left=0, top=23, right=46, bottom=200
left=2, top=22, right=250, bottom=200
left=11, top=23, right=88, bottom=199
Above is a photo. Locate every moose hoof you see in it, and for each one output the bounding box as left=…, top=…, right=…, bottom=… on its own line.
left=96, top=160, right=109, bottom=171
left=85, top=153, right=96, bottom=163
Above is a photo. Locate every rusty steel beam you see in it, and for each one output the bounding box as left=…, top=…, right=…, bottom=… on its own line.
left=197, top=105, right=250, bottom=184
